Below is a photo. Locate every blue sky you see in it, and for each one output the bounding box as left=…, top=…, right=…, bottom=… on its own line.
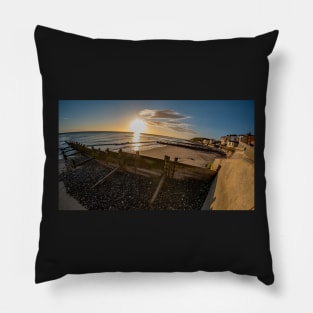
left=59, top=100, right=254, bottom=139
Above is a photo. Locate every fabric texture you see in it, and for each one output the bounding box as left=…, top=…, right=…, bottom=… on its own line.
left=35, top=25, right=278, bottom=284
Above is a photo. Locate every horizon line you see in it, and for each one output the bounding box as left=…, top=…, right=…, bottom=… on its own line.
left=58, top=130, right=254, bottom=140
left=58, top=130, right=194, bottom=141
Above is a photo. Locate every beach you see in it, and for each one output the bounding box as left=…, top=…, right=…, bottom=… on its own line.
left=58, top=135, right=256, bottom=211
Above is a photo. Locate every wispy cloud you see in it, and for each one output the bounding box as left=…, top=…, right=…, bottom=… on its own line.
left=139, top=109, right=190, bottom=120
left=139, top=109, right=197, bottom=135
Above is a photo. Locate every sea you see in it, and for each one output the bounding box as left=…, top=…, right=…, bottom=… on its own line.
left=59, top=131, right=201, bottom=159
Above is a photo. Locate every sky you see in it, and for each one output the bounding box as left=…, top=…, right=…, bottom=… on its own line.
left=59, top=100, right=254, bottom=139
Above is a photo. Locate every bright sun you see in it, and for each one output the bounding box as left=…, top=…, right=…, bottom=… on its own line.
left=129, top=118, right=146, bottom=134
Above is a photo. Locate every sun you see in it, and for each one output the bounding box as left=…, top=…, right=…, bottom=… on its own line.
left=129, top=118, right=146, bottom=134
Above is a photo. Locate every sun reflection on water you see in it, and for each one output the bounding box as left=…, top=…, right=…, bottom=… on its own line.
left=129, top=118, right=146, bottom=152
left=132, top=131, right=140, bottom=151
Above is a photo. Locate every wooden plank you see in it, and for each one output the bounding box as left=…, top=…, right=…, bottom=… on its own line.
left=75, top=157, right=93, bottom=167
left=62, top=147, right=74, bottom=152
left=164, top=155, right=170, bottom=177
left=62, top=151, right=67, bottom=160
left=91, top=166, right=120, bottom=189
left=65, top=151, right=80, bottom=157
left=149, top=174, right=166, bottom=204
left=156, top=140, right=226, bottom=156
left=170, top=157, right=178, bottom=178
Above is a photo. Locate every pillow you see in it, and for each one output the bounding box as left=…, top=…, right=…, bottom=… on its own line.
left=35, top=25, right=278, bottom=285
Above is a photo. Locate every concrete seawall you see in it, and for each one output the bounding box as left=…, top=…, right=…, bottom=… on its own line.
left=202, top=152, right=254, bottom=211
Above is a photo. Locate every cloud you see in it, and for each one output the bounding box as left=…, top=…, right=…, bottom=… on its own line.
left=168, top=125, right=197, bottom=134
left=138, top=109, right=197, bottom=135
left=139, top=109, right=189, bottom=120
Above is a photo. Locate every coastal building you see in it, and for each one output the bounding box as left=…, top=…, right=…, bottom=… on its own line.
left=228, top=134, right=238, bottom=142
left=240, top=133, right=255, bottom=146
left=227, top=140, right=239, bottom=148
left=220, top=136, right=227, bottom=146
left=238, top=134, right=245, bottom=142
left=221, top=135, right=239, bottom=147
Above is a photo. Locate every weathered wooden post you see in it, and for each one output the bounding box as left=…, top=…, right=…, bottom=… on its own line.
left=105, top=148, right=109, bottom=164
left=118, top=148, right=124, bottom=168
left=71, top=158, right=76, bottom=168
left=149, top=155, right=170, bottom=205
left=164, top=155, right=170, bottom=177
left=171, top=157, right=178, bottom=178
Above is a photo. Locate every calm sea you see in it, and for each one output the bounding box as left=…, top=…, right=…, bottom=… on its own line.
left=59, top=131, right=200, bottom=159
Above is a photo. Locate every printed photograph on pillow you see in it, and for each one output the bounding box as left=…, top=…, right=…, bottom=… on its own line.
left=58, top=100, right=255, bottom=211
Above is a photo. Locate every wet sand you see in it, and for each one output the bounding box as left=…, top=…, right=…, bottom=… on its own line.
left=139, top=146, right=221, bottom=168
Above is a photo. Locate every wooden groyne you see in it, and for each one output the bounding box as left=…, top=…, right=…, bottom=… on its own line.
left=60, top=141, right=219, bottom=210
left=157, top=140, right=226, bottom=156
left=62, top=141, right=217, bottom=181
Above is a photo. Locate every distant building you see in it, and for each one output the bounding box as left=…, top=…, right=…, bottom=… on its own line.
left=240, top=133, right=255, bottom=146
left=221, top=135, right=239, bottom=147
left=228, top=134, right=238, bottom=142
left=238, top=135, right=245, bottom=142
left=220, top=136, right=227, bottom=146
left=227, top=140, right=239, bottom=148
